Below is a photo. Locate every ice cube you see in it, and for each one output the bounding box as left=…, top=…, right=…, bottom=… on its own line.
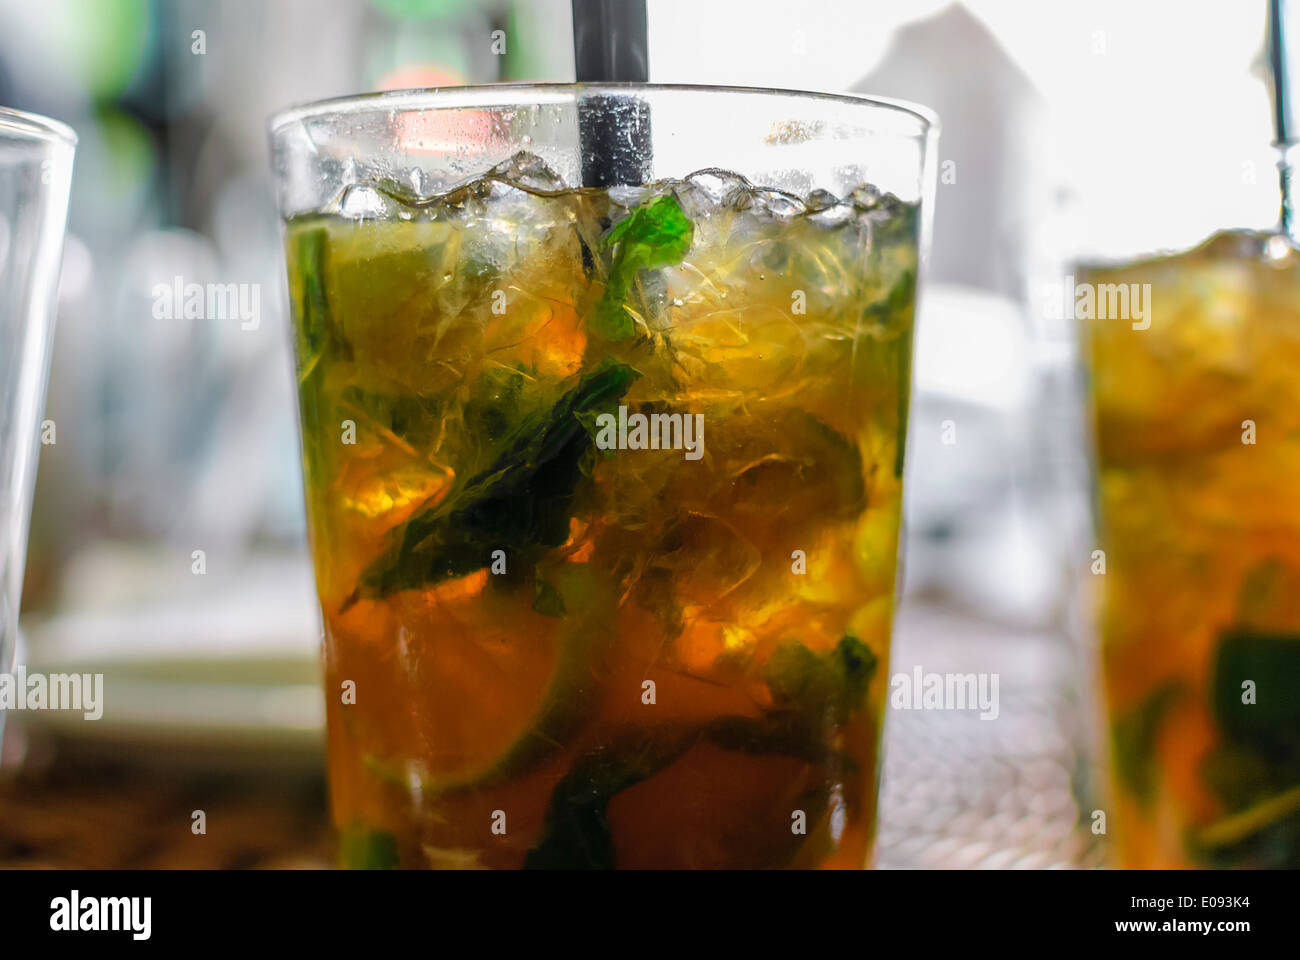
left=607, top=183, right=650, bottom=210
left=487, top=151, right=570, bottom=194
left=405, top=166, right=434, bottom=199
left=749, top=188, right=806, bottom=221
left=680, top=169, right=751, bottom=212
left=848, top=184, right=884, bottom=211
left=807, top=189, right=854, bottom=229
left=335, top=183, right=401, bottom=220
left=805, top=189, right=839, bottom=212
left=648, top=512, right=761, bottom=609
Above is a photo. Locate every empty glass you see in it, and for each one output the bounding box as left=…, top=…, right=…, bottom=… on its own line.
left=0, top=107, right=76, bottom=741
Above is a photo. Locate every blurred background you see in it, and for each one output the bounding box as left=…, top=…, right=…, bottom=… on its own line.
left=0, top=0, right=1286, bottom=867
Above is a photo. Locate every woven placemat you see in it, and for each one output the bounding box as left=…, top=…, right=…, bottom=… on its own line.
left=877, top=604, right=1106, bottom=869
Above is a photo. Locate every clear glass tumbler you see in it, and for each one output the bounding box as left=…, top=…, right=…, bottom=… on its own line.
left=0, top=107, right=75, bottom=742
left=270, top=84, right=937, bottom=868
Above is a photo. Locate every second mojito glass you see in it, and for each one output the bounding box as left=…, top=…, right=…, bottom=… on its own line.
left=1083, top=231, right=1300, bottom=869
left=271, top=84, right=936, bottom=868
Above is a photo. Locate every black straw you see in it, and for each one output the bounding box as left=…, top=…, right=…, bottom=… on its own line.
left=573, top=0, right=648, bottom=83
left=572, top=0, right=651, bottom=187
left=1269, top=0, right=1295, bottom=236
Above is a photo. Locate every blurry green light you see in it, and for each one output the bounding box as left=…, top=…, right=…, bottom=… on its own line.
left=55, top=0, right=149, bottom=100
left=97, top=109, right=154, bottom=195
left=370, top=0, right=471, bottom=22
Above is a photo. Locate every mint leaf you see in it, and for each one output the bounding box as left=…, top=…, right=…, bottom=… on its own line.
left=338, top=824, right=399, bottom=870
left=1197, top=628, right=1300, bottom=865
left=703, top=715, right=849, bottom=767
left=1201, top=742, right=1300, bottom=812
left=591, top=194, right=694, bottom=340
left=1111, top=681, right=1184, bottom=805
left=880, top=269, right=917, bottom=479
left=293, top=227, right=330, bottom=361
left=1213, top=629, right=1300, bottom=757
left=291, top=225, right=353, bottom=368
left=532, top=577, right=566, bottom=618
left=523, top=735, right=692, bottom=869
left=1191, top=782, right=1300, bottom=868
left=350, top=362, right=638, bottom=603
left=765, top=634, right=877, bottom=728
left=522, top=695, right=871, bottom=870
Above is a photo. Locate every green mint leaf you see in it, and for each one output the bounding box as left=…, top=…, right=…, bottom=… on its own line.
left=1189, top=628, right=1300, bottom=865
left=881, top=269, right=917, bottom=479
left=1213, top=629, right=1300, bottom=758
left=294, top=227, right=330, bottom=360
left=532, top=577, right=566, bottom=618
left=522, top=710, right=854, bottom=870
left=1201, top=742, right=1300, bottom=812
left=702, top=715, right=850, bottom=768
left=591, top=194, right=694, bottom=341
left=1191, top=782, right=1300, bottom=868
left=523, top=736, right=692, bottom=869
left=765, top=634, right=877, bottom=728
left=292, top=225, right=352, bottom=369
left=1111, top=681, right=1184, bottom=805
left=865, top=267, right=916, bottom=322
left=351, top=362, right=638, bottom=602
left=338, top=824, right=399, bottom=870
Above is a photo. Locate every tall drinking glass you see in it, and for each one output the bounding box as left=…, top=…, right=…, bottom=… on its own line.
left=1082, top=231, right=1300, bottom=869
left=1080, top=0, right=1300, bottom=870
left=271, top=84, right=937, bottom=868
left=0, top=108, right=75, bottom=743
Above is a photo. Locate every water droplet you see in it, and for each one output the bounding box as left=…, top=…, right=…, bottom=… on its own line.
left=1265, top=233, right=1292, bottom=261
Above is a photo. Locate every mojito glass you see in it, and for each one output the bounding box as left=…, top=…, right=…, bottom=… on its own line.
left=271, top=85, right=936, bottom=868
left=1083, top=230, right=1300, bottom=868
left=0, top=107, right=75, bottom=743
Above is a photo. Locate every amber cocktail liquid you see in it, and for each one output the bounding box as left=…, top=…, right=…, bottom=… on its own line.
left=1084, top=232, right=1300, bottom=868
left=273, top=86, right=933, bottom=869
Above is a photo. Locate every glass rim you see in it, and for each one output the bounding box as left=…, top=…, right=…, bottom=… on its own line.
left=268, top=82, right=940, bottom=139
left=0, top=105, right=77, bottom=148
